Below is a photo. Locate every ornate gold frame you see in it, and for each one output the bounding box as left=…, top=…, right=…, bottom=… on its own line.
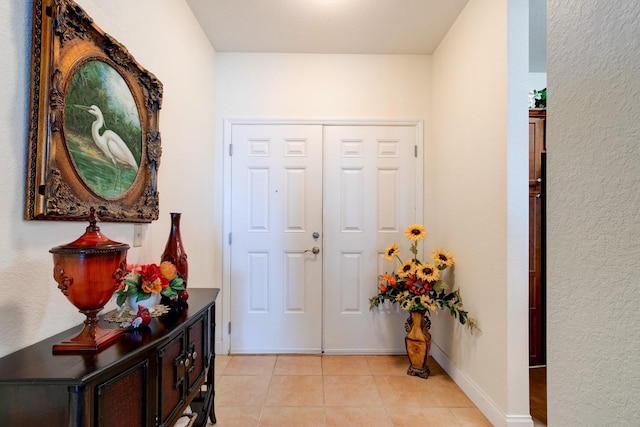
left=25, top=0, right=163, bottom=222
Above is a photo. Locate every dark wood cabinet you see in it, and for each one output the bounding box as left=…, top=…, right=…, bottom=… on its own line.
left=157, top=313, right=207, bottom=426
left=0, top=288, right=219, bottom=427
left=529, top=110, right=546, bottom=366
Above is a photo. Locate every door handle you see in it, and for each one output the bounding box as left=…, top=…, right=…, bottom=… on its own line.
left=304, top=247, right=320, bottom=254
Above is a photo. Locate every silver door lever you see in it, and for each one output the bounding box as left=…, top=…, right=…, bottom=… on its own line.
left=304, top=247, right=320, bottom=254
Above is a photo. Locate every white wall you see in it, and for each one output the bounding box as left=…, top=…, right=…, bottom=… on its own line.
left=215, top=53, right=430, bottom=120
left=529, top=72, right=547, bottom=92
left=0, top=0, right=217, bottom=357
left=431, top=0, right=531, bottom=425
left=215, top=24, right=530, bottom=423
left=547, top=1, right=640, bottom=424
left=215, top=52, right=431, bottom=354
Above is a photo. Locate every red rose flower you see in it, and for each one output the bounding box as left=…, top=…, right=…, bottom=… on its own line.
left=140, top=263, right=161, bottom=284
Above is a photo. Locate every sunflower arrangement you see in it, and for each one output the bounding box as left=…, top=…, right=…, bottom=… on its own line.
left=369, top=224, right=478, bottom=331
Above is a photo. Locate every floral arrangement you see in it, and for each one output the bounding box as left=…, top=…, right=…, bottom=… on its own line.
left=369, top=224, right=478, bottom=331
left=115, top=261, right=185, bottom=307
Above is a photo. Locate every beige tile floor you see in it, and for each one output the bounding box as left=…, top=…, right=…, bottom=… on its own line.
left=207, top=354, right=492, bottom=427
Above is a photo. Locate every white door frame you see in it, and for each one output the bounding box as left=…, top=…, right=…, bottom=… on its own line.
left=221, top=118, right=424, bottom=355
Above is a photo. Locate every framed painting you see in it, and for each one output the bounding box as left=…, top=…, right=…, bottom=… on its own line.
left=25, top=0, right=163, bottom=222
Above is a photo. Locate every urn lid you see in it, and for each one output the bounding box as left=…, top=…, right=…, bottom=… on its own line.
left=49, top=208, right=130, bottom=255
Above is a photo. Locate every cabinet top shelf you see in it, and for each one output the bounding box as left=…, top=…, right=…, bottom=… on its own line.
left=0, top=288, right=219, bottom=384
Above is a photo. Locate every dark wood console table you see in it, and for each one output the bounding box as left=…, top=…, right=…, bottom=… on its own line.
left=0, top=288, right=219, bottom=427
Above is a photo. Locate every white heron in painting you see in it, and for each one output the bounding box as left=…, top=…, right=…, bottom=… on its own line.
left=76, top=104, right=138, bottom=189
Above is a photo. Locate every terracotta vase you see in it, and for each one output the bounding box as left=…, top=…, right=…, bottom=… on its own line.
left=405, top=310, right=432, bottom=379
left=161, top=212, right=188, bottom=287
left=49, top=208, right=129, bottom=353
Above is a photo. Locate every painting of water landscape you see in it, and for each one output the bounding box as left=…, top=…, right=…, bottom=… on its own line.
left=64, top=60, right=142, bottom=199
left=25, top=0, right=163, bottom=222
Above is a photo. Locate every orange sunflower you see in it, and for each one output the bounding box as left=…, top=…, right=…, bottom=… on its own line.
left=416, top=263, right=439, bottom=282
left=383, top=243, right=400, bottom=261
left=404, top=224, right=427, bottom=241
left=432, top=249, right=454, bottom=269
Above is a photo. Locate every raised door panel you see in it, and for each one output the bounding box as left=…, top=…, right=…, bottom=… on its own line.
left=323, top=125, right=419, bottom=353
left=158, top=333, right=186, bottom=426
left=95, top=360, right=149, bottom=426
left=186, top=306, right=216, bottom=425
left=230, top=124, right=323, bottom=353
left=186, top=313, right=207, bottom=396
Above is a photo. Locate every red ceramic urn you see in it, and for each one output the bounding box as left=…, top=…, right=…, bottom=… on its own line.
left=49, top=208, right=129, bottom=353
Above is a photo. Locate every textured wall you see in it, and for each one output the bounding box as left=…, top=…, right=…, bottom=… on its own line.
left=0, top=0, right=217, bottom=357
left=547, top=0, right=640, bottom=424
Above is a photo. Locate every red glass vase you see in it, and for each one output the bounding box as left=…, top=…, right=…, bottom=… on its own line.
left=161, top=212, right=188, bottom=286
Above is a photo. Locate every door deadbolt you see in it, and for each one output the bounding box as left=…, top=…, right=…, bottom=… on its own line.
left=312, top=232, right=320, bottom=239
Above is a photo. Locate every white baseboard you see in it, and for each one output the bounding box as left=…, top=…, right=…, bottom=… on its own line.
left=429, top=343, right=534, bottom=427
left=322, top=348, right=405, bottom=355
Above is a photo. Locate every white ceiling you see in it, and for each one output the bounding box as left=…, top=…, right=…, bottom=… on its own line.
left=185, top=0, right=469, bottom=55
left=186, top=0, right=546, bottom=70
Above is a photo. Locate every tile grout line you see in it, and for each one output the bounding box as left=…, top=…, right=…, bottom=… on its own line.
left=213, top=354, right=490, bottom=426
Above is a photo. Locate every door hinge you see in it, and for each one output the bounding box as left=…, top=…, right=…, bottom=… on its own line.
left=414, top=145, right=418, bottom=158
left=228, top=322, right=231, bottom=334
left=228, top=232, right=232, bottom=245
left=229, top=144, right=233, bottom=156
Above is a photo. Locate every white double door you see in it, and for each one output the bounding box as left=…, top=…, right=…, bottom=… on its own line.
left=230, top=123, right=420, bottom=354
